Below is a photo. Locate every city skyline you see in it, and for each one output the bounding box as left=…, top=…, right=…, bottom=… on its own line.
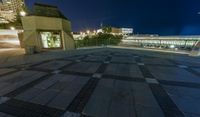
left=25, top=0, right=200, bottom=36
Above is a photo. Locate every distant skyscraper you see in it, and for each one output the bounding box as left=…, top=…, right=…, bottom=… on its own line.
left=0, top=0, right=24, bottom=23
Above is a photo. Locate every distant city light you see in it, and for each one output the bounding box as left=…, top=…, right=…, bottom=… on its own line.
left=170, top=45, right=175, bottom=49
left=86, top=30, right=90, bottom=34
left=20, top=11, right=26, bottom=16
left=6, top=1, right=11, bottom=4
left=10, top=26, right=15, bottom=30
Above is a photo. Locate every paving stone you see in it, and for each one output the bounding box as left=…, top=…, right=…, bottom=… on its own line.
left=178, top=65, right=188, bottom=68
left=111, top=56, right=136, bottom=63
left=0, top=112, right=15, bottom=117
left=49, top=81, right=70, bottom=91
left=62, top=111, right=80, bottom=117
left=92, top=73, right=102, bottom=78
left=52, top=70, right=62, bottom=74
left=84, top=56, right=106, bottom=62
left=83, top=79, right=114, bottom=117
left=163, top=85, right=200, bottom=115
left=135, top=104, right=165, bottom=117
left=192, top=68, right=200, bottom=74
left=0, top=68, right=16, bottom=76
left=105, top=64, right=143, bottom=78
left=75, top=60, right=81, bottom=62
left=0, top=97, right=10, bottom=104
left=48, top=76, right=90, bottom=110
left=184, top=112, right=200, bottom=117
left=0, top=71, right=46, bottom=96
left=146, top=78, right=159, bottom=84
left=142, top=58, right=174, bottom=65
left=64, top=62, right=101, bottom=74
left=104, top=61, right=110, bottom=64
left=137, top=63, right=145, bottom=66
left=132, top=82, right=162, bottom=108
left=34, top=74, right=62, bottom=89
left=30, top=89, right=60, bottom=105
left=15, top=88, right=43, bottom=102
left=34, top=60, right=71, bottom=70
left=148, top=66, right=200, bottom=83
left=176, top=61, right=200, bottom=67
left=108, top=80, right=136, bottom=117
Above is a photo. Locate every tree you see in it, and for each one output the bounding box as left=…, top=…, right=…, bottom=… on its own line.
left=102, top=26, right=112, bottom=33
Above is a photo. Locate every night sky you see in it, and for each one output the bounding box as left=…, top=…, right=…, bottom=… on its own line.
left=25, top=0, right=200, bottom=35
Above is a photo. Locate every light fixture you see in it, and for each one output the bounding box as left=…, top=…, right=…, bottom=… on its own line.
left=10, top=26, right=15, bottom=30
left=170, top=45, right=175, bottom=49
left=20, top=11, right=26, bottom=16
left=86, top=30, right=90, bottom=34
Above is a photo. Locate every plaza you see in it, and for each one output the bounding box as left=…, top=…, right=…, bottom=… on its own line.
left=0, top=47, right=199, bottom=117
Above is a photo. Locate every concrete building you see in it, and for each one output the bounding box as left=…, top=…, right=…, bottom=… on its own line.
left=0, top=0, right=24, bottom=23
left=122, top=35, right=200, bottom=56
left=21, top=3, right=75, bottom=54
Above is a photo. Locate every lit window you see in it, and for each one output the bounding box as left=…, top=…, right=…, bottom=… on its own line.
left=40, top=31, right=62, bottom=49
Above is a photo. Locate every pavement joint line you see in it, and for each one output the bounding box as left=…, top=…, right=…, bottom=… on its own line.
left=145, top=78, right=159, bottom=84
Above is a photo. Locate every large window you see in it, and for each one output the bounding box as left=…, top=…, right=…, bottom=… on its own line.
left=40, top=31, right=62, bottom=49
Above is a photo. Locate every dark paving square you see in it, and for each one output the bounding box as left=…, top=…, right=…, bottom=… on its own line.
left=111, top=56, right=136, bottom=63
left=104, top=63, right=143, bottom=78
left=34, top=60, right=71, bottom=70
left=0, top=70, right=47, bottom=96
left=148, top=66, right=200, bottom=83
left=84, top=55, right=106, bottom=62
left=64, top=62, right=101, bottom=74
left=142, top=58, right=175, bottom=65
left=0, top=69, right=16, bottom=76
left=176, top=61, right=200, bottom=67
left=192, top=68, right=200, bottom=74
left=83, top=79, right=164, bottom=117
left=163, top=85, right=200, bottom=116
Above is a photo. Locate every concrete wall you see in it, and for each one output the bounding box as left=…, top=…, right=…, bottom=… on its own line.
left=21, top=16, right=75, bottom=54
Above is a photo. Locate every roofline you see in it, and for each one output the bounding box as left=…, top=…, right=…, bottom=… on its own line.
left=34, top=3, right=58, bottom=8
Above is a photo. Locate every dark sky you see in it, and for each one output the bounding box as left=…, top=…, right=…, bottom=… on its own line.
left=25, top=0, right=200, bottom=35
